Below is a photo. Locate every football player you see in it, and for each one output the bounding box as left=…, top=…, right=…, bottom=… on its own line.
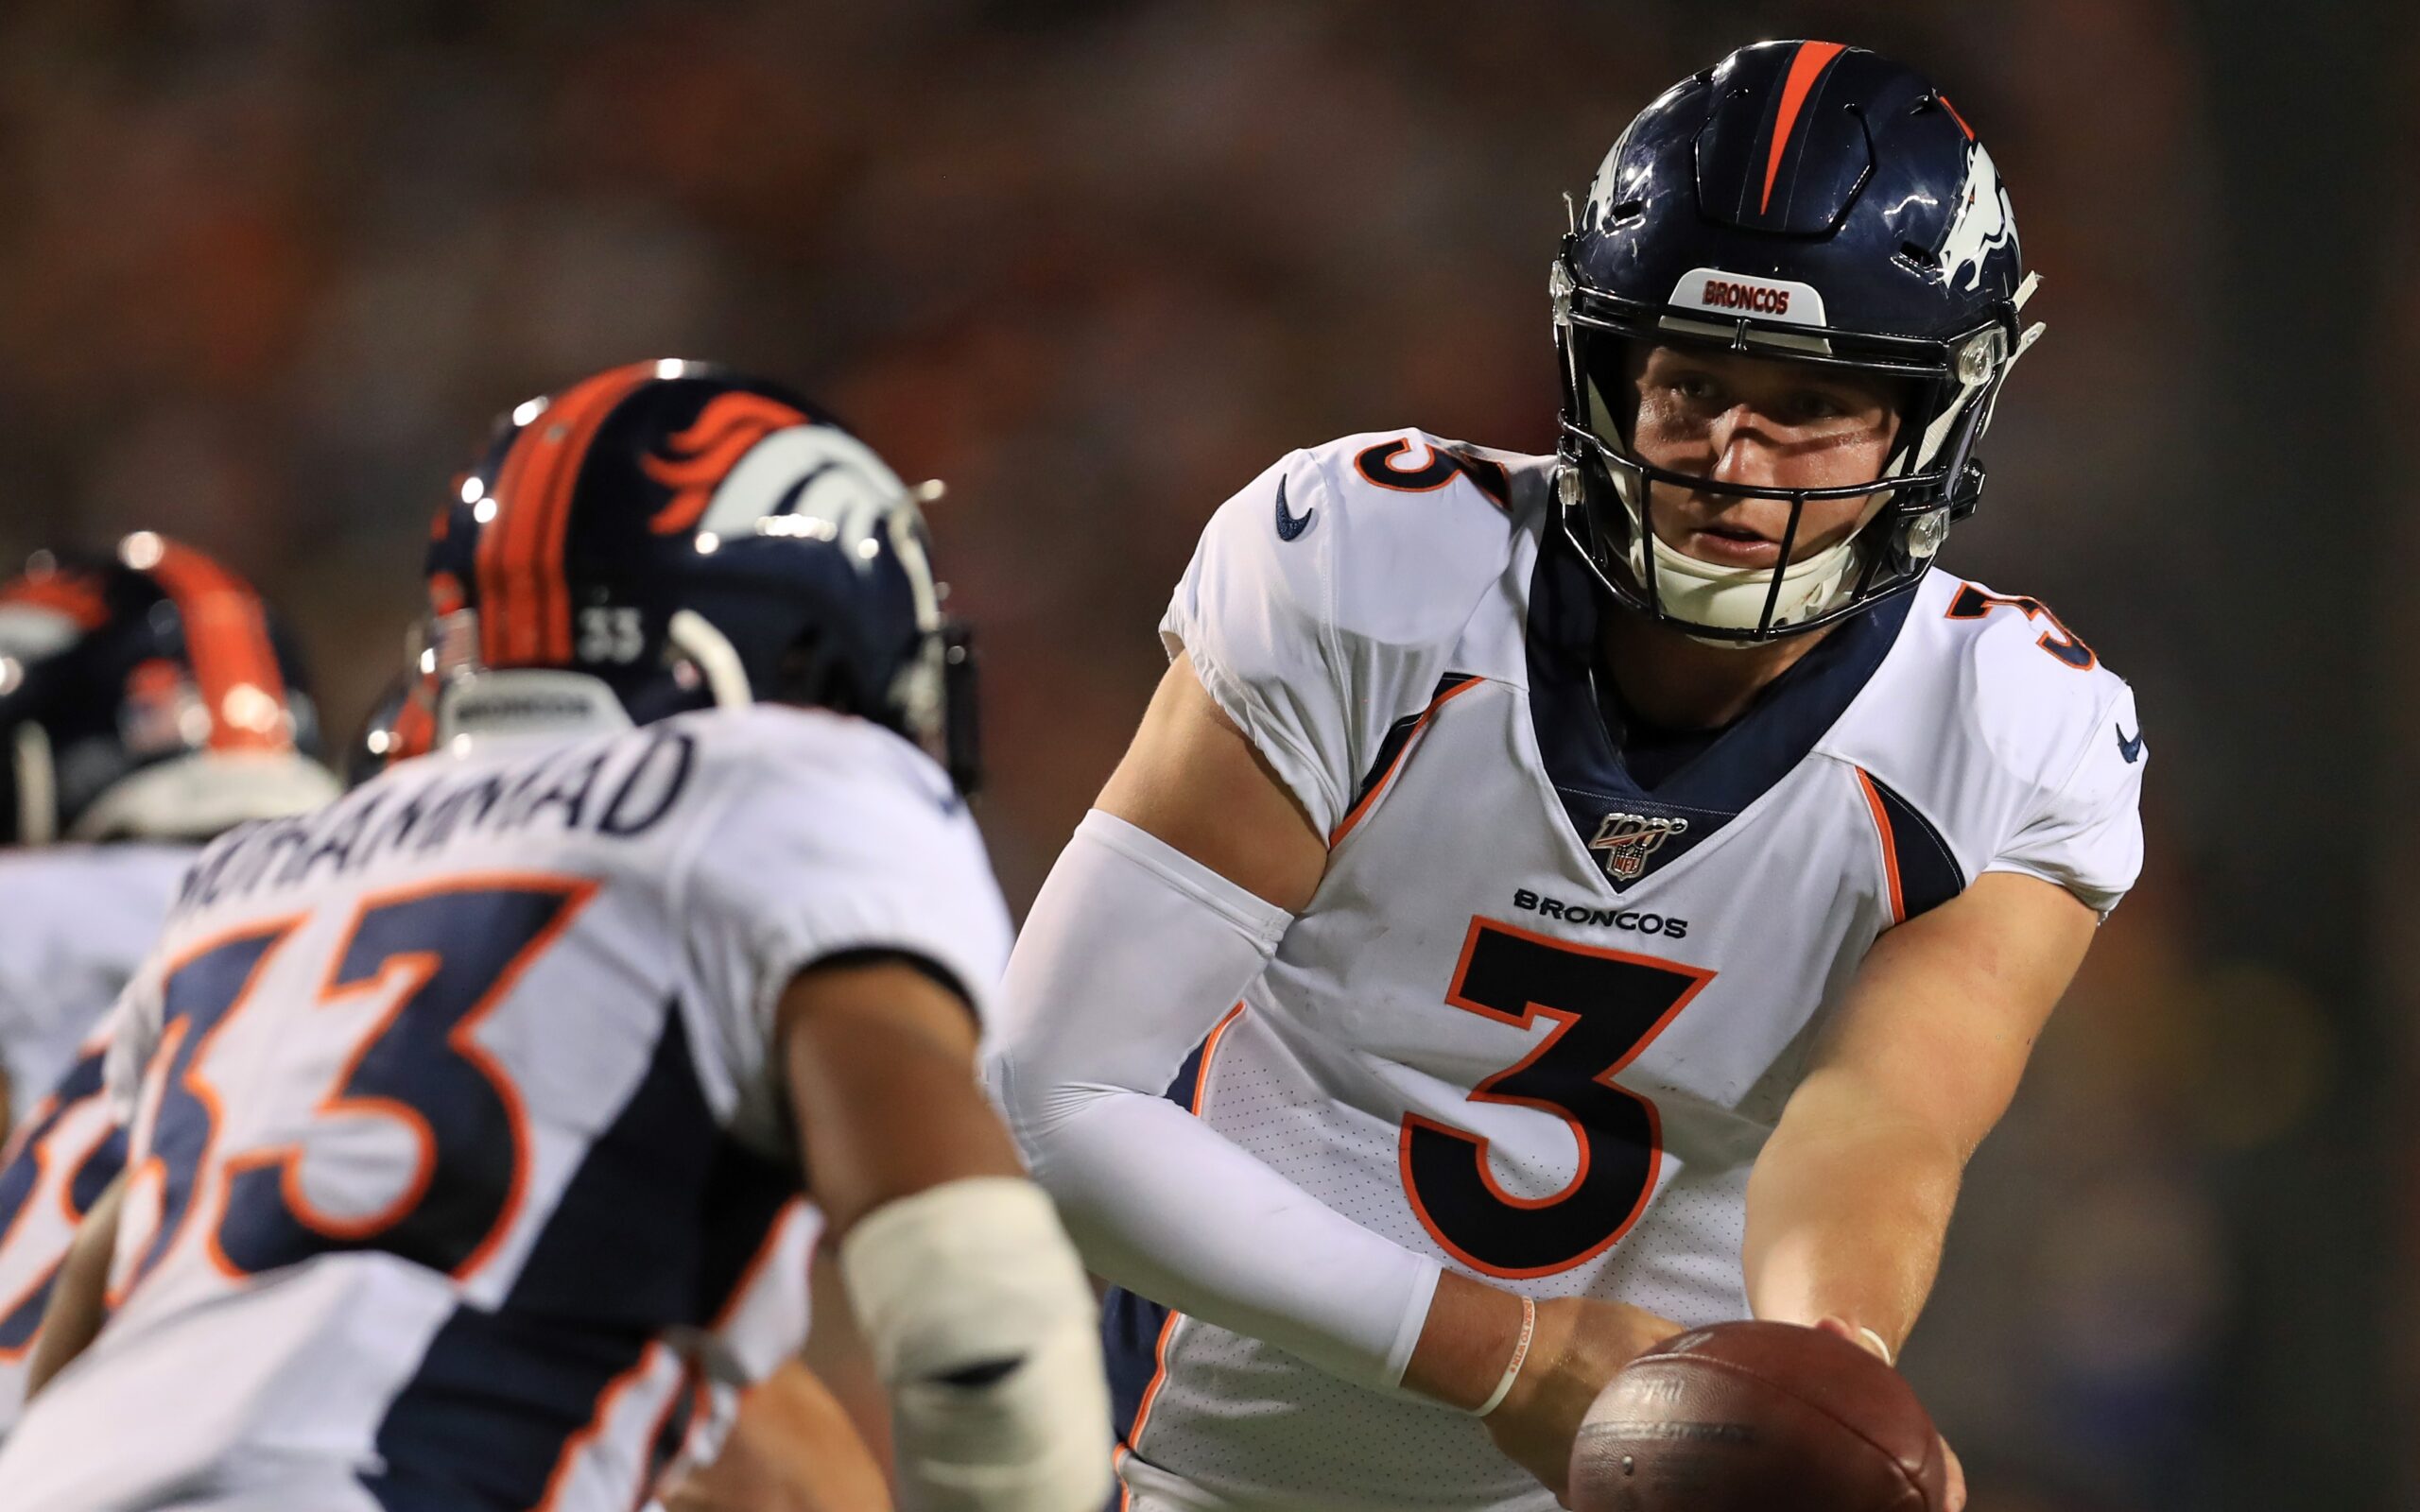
left=0, top=535, right=339, bottom=1437
left=0, top=363, right=1111, bottom=1512
left=354, top=484, right=898, bottom=1512
left=991, top=41, right=2140, bottom=1511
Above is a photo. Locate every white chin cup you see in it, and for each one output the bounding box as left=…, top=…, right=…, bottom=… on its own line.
left=1599, top=454, right=1870, bottom=638
left=1631, top=525, right=1863, bottom=635
left=1580, top=374, right=1904, bottom=640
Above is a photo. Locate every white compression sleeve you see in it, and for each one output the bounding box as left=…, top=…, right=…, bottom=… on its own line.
left=989, top=810, right=1441, bottom=1389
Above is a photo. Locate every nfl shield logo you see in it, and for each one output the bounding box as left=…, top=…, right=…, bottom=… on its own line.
left=1587, top=811, right=1689, bottom=882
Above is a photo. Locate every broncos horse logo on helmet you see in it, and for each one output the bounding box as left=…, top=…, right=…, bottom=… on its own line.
left=423, top=360, right=979, bottom=789
left=1553, top=40, right=2046, bottom=642
left=0, top=534, right=338, bottom=844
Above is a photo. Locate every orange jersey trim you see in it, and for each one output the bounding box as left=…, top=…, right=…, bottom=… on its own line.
left=534, top=1339, right=672, bottom=1512
left=1328, top=678, right=1485, bottom=848
left=1854, top=767, right=1906, bottom=925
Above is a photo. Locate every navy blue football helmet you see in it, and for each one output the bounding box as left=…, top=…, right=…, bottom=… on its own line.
left=1554, top=40, right=2044, bottom=641
left=0, top=534, right=337, bottom=844
left=424, top=360, right=979, bottom=790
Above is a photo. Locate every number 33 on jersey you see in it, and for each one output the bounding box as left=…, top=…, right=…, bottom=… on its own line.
left=2, top=705, right=1008, bottom=1512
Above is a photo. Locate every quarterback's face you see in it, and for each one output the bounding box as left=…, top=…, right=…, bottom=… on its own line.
left=1624, top=344, right=1906, bottom=570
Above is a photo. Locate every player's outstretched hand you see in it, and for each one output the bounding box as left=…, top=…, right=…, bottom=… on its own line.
left=1814, top=1315, right=1965, bottom=1512
left=1483, top=1297, right=1679, bottom=1505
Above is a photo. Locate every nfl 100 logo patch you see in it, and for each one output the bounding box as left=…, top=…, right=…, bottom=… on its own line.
left=1587, top=811, right=1688, bottom=882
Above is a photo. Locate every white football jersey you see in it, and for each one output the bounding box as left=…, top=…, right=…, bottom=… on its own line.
left=0, top=704, right=1009, bottom=1512
left=1110, top=431, right=2144, bottom=1512
left=0, top=844, right=193, bottom=1114
left=0, top=842, right=194, bottom=1439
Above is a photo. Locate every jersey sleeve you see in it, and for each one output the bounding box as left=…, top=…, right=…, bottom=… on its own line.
left=0, top=951, right=62, bottom=1109
left=1983, top=679, right=2147, bottom=917
left=676, top=713, right=1014, bottom=1090
left=0, top=860, right=166, bottom=1108
left=1159, top=440, right=1498, bottom=838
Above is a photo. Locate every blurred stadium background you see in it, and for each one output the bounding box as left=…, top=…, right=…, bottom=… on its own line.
left=0, top=1, right=2399, bottom=1506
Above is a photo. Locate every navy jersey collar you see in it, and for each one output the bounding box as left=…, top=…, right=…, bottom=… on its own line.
left=1525, top=533, right=1915, bottom=888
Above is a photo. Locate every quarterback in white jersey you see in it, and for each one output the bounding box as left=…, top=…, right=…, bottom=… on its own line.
left=0, top=364, right=1111, bottom=1512
left=0, top=536, right=340, bottom=1438
left=994, top=42, right=2138, bottom=1511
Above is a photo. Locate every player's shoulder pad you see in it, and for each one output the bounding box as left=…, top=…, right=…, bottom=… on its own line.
left=676, top=704, right=1002, bottom=943
left=676, top=703, right=1010, bottom=1018
left=690, top=703, right=969, bottom=828
left=1924, top=574, right=2135, bottom=783
left=1197, top=429, right=1535, bottom=657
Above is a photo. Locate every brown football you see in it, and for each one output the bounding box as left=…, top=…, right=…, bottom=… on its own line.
left=1568, top=1321, right=1949, bottom=1512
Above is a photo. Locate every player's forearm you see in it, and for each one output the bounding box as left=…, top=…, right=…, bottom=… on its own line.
left=1015, top=1074, right=1442, bottom=1386
left=1740, top=1084, right=1963, bottom=1355
left=27, top=1169, right=124, bottom=1398
left=786, top=963, right=1114, bottom=1512
left=993, top=809, right=1443, bottom=1388
left=780, top=958, right=1026, bottom=1235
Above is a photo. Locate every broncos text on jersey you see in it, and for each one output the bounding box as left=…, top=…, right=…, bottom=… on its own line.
left=1108, top=429, right=2143, bottom=1512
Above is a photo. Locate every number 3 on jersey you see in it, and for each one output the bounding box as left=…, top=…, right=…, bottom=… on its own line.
left=118, top=876, right=594, bottom=1297
left=1400, top=919, right=1711, bottom=1279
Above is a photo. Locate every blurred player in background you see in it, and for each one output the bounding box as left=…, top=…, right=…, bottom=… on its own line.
left=348, top=665, right=892, bottom=1512
left=0, top=536, right=339, bottom=1438
left=993, top=41, right=2142, bottom=1510
left=0, top=363, right=1111, bottom=1512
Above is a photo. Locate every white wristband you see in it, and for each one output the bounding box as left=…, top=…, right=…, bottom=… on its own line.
left=1472, top=1296, right=1535, bottom=1418
left=1857, top=1324, right=1894, bottom=1367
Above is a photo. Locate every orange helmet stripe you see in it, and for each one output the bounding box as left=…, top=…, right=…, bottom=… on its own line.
left=1760, top=41, right=1848, bottom=215
left=475, top=363, right=656, bottom=667
left=1935, top=92, right=1976, bottom=141
left=475, top=405, right=550, bottom=667
left=144, top=541, right=291, bottom=753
